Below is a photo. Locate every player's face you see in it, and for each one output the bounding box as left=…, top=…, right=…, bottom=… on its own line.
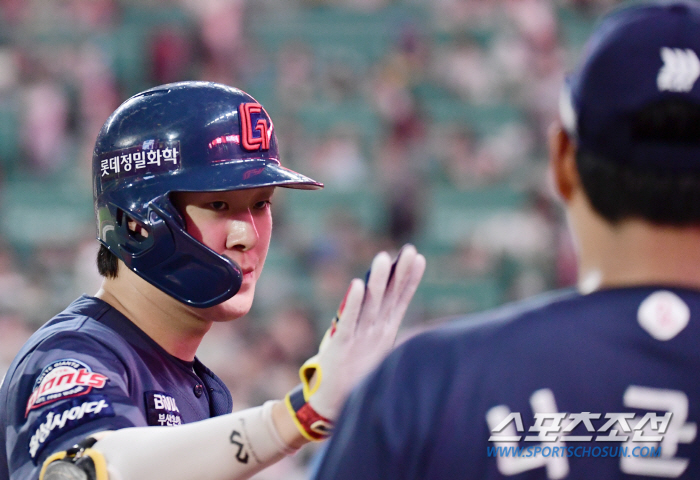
left=171, top=187, right=274, bottom=321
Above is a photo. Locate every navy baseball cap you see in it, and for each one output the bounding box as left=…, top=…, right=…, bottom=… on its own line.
left=560, top=1, right=700, bottom=170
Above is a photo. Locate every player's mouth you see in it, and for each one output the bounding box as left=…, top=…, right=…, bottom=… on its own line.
left=223, top=254, right=256, bottom=282
left=241, top=267, right=256, bottom=282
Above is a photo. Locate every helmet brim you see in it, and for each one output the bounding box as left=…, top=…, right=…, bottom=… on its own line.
left=171, top=159, right=323, bottom=192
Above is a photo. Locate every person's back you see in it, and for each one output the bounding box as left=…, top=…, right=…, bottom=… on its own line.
left=316, top=287, right=699, bottom=479
left=313, top=2, right=700, bottom=478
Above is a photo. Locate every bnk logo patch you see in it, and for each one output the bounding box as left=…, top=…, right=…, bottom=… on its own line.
left=25, top=359, right=109, bottom=417
left=145, top=391, right=183, bottom=426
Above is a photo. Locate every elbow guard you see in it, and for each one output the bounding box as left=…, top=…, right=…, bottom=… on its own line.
left=40, top=438, right=109, bottom=480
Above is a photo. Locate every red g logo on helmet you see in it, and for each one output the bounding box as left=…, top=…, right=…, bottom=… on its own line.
left=240, top=103, right=270, bottom=151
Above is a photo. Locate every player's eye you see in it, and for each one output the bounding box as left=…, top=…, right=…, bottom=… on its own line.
left=209, top=201, right=228, bottom=211
left=253, top=200, right=271, bottom=210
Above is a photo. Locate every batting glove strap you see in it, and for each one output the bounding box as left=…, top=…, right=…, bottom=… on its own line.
left=284, top=385, right=334, bottom=442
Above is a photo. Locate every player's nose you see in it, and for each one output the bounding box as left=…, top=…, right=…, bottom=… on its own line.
left=225, top=209, right=259, bottom=252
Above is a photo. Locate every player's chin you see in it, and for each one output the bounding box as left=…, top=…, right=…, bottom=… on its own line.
left=205, top=284, right=256, bottom=322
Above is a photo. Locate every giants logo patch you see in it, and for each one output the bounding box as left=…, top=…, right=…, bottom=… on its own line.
left=25, top=359, right=109, bottom=417
left=239, top=102, right=271, bottom=151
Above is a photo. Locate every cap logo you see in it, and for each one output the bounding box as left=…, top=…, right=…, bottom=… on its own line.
left=657, top=47, right=700, bottom=93
left=240, top=103, right=271, bottom=151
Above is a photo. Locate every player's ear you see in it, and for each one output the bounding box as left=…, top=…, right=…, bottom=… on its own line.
left=548, top=121, right=580, bottom=203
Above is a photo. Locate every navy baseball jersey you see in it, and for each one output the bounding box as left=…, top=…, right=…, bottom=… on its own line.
left=313, top=287, right=700, bottom=479
left=0, top=295, right=233, bottom=480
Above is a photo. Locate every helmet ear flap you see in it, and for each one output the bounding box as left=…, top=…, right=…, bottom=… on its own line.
left=132, top=201, right=243, bottom=307
left=101, top=196, right=242, bottom=307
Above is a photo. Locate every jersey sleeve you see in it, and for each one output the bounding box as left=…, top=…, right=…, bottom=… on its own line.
left=4, top=331, right=146, bottom=480
left=312, top=333, right=452, bottom=480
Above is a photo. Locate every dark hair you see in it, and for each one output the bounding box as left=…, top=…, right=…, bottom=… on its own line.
left=97, top=244, right=119, bottom=278
left=577, top=100, right=700, bottom=225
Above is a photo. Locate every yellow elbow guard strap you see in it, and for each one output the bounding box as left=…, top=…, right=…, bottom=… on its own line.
left=40, top=437, right=108, bottom=480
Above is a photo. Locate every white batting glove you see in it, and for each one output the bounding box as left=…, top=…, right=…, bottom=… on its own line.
left=284, top=244, right=426, bottom=441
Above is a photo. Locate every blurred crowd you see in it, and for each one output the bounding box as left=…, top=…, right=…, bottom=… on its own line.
left=0, top=0, right=625, bottom=476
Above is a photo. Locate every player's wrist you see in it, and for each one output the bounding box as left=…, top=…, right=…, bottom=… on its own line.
left=271, top=398, right=314, bottom=449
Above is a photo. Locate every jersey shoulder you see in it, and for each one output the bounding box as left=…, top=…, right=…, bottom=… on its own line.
left=0, top=296, right=142, bottom=479
left=401, top=286, right=700, bottom=362
left=6, top=295, right=135, bottom=388
left=397, top=288, right=580, bottom=358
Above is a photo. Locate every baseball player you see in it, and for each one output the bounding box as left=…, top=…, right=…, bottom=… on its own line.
left=0, top=82, right=426, bottom=480
left=312, top=2, right=700, bottom=479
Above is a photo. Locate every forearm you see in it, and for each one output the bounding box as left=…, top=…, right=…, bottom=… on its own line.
left=92, top=401, right=300, bottom=480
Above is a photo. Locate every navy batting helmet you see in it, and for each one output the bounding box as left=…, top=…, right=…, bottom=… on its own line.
left=93, top=81, right=322, bottom=308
